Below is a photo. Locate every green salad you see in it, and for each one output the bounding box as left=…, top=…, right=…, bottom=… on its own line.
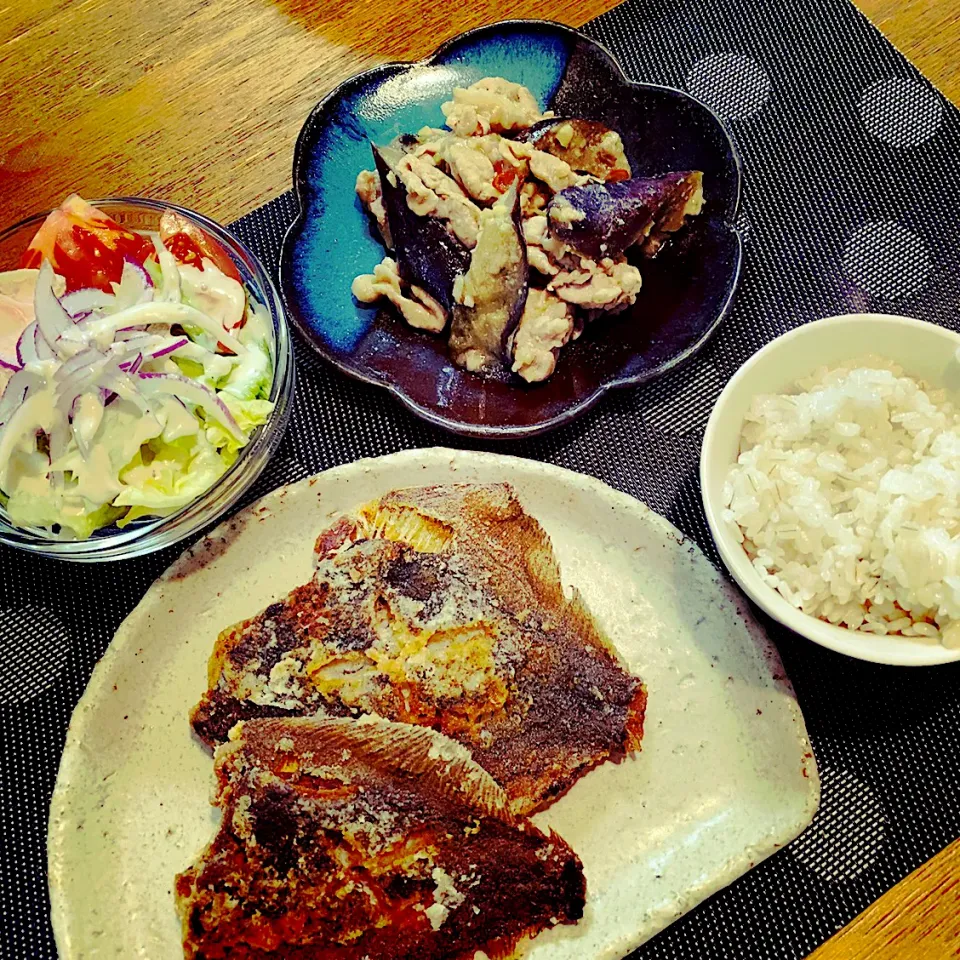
left=0, top=195, right=274, bottom=539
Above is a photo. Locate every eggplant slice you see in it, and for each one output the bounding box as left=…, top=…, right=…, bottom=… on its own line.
left=373, top=145, right=472, bottom=312
left=547, top=171, right=704, bottom=261
left=640, top=171, right=706, bottom=257
left=449, top=185, right=528, bottom=375
left=515, top=118, right=631, bottom=180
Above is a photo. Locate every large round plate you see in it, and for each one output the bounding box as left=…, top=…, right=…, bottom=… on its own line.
left=49, top=449, right=815, bottom=959
left=280, top=20, right=742, bottom=437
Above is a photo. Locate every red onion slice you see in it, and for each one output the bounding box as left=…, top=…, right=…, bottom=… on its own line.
left=148, top=337, right=188, bottom=361
left=92, top=351, right=150, bottom=412
left=16, top=321, right=55, bottom=363
left=113, top=334, right=189, bottom=362
left=123, top=256, right=154, bottom=291
left=80, top=302, right=245, bottom=355
left=34, top=325, right=55, bottom=362
left=70, top=391, right=104, bottom=459
left=56, top=389, right=80, bottom=419
left=119, top=353, right=144, bottom=375
left=100, top=369, right=149, bottom=412
left=48, top=419, right=72, bottom=489
left=55, top=346, right=107, bottom=382
left=137, top=371, right=245, bottom=441
left=35, top=262, right=77, bottom=354
left=115, top=328, right=150, bottom=341
left=0, top=369, right=44, bottom=429
left=60, top=288, right=114, bottom=319
left=14, top=324, right=34, bottom=366
left=55, top=354, right=110, bottom=405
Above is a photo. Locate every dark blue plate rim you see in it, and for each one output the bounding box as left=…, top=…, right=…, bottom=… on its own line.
left=280, top=18, right=744, bottom=439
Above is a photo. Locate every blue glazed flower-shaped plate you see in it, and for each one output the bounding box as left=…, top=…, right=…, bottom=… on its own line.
left=280, top=20, right=742, bottom=438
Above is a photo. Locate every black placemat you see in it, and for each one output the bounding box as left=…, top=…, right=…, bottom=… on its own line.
left=4, top=0, right=960, bottom=956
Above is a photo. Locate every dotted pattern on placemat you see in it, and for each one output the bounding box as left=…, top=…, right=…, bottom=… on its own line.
left=4, top=0, right=960, bottom=957
left=685, top=52, right=772, bottom=120
left=789, top=765, right=887, bottom=882
left=0, top=608, right=71, bottom=706
left=859, top=77, right=944, bottom=147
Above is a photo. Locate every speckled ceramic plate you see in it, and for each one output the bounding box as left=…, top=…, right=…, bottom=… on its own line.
left=280, top=21, right=742, bottom=438
left=48, top=449, right=816, bottom=959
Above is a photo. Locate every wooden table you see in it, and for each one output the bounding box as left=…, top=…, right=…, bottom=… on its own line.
left=2, top=0, right=959, bottom=227
left=2, top=1, right=959, bottom=958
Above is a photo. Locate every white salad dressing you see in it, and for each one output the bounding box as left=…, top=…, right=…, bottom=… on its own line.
left=178, top=259, right=246, bottom=332
left=149, top=235, right=183, bottom=303
left=71, top=392, right=104, bottom=447
left=54, top=401, right=165, bottom=505
left=159, top=397, right=201, bottom=442
left=0, top=387, right=56, bottom=489
left=0, top=214, right=276, bottom=539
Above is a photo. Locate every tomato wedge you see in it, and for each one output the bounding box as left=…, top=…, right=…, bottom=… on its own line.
left=159, top=211, right=242, bottom=282
left=19, top=195, right=156, bottom=294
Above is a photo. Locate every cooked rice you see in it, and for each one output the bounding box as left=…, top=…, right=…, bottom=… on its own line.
left=722, top=357, right=960, bottom=648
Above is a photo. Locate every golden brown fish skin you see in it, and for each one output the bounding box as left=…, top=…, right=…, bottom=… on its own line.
left=191, top=579, right=355, bottom=746
left=192, top=484, right=647, bottom=814
left=176, top=717, right=585, bottom=960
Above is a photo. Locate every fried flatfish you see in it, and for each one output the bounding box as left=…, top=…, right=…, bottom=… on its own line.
left=176, top=716, right=585, bottom=959
left=191, top=483, right=646, bottom=814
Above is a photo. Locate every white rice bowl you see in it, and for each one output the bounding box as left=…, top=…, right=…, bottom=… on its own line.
left=723, top=357, right=960, bottom=649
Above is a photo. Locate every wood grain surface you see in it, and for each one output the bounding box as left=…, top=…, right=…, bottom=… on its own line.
left=0, top=0, right=613, bottom=226
left=856, top=0, right=960, bottom=104
left=810, top=837, right=960, bottom=960
left=3, top=0, right=960, bottom=958
left=2, top=1, right=958, bottom=227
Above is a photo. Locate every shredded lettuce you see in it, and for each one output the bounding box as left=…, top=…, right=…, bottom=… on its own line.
left=179, top=322, right=220, bottom=354
left=204, top=395, right=274, bottom=457
left=65, top=502, right=128, bottom=539
left=220, top=337, right=272, bottom=401
left=6, top=488, right=126, bottom=539
left=170, top=348, right=233, bottom=389
left=172, top=357, right=205, bottom=380
left=6, top=489, right=66, bottom=533
left=114, top=433, right=230, bottom=522
left=223, top=396, right=274, bottom=432
left=143, top=257, right=163, bottom=288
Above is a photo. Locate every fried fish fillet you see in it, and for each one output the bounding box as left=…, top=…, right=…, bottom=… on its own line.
left=191, top=483, right=647, bottom=815
left=176, top=716, right=585, bottom=960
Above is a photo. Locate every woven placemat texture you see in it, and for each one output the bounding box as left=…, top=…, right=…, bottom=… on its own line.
left=3, top=0, right=960, bottom=956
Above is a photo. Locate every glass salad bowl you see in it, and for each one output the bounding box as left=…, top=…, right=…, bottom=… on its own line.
left=0, top=197, right=294, bottom=561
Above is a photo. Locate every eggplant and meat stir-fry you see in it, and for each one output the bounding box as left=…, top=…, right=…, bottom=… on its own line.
left=351, top=77, right=704, bottom=383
